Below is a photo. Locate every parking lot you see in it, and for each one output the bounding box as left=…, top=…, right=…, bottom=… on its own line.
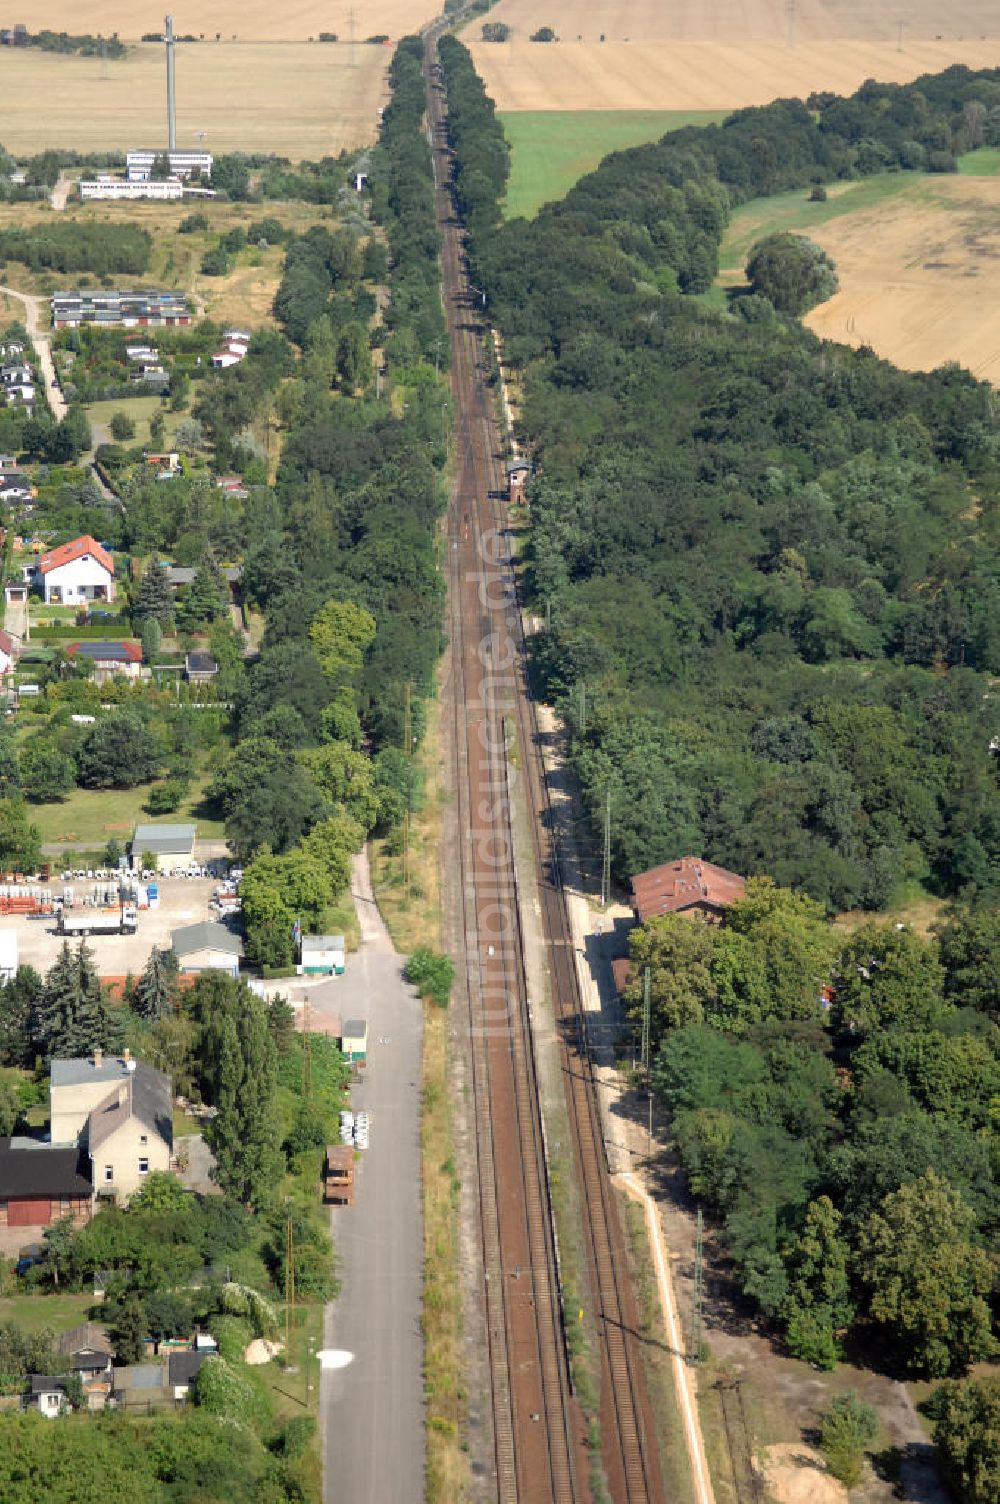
left=6, top=868, right=229, bottom=976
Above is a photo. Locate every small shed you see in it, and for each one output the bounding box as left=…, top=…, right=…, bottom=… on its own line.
left=132, top=822, right=197, bottom=872
left=172, top=921, right=243, bottom=979
left=184, top=652, right=219, bottom=684
left=29, top=1375, right=72, bottom=1418
left=300, top=934, right=345, bottom=976
left=342, top=1018, right=368, bottom=1065
left=507, top=458, right=531, bottom=505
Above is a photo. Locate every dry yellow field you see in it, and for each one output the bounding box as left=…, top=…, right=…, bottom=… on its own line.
left=0, top=40, right=412, bottom=157
left=464, top=1, right=1000, bottom=110
left=801, top=176, right=1000, bottom=383
left=21, top=0, right=435, bottom=42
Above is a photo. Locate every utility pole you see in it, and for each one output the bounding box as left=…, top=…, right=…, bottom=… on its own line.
left=897, top=19, right=904, bottom=51
left=601, top=788, right=611, bottom=907
left=641, top=967, right=651, bottom=1076
left=284, top=1214, right=296, bottom=1358
left=301, top=992, right=312, bottom=1106
left=786, top=0, right=796, bottom=49
left=403, top=680, right=412, bottom=898
left=690, top=1208, right=704, bottom=1363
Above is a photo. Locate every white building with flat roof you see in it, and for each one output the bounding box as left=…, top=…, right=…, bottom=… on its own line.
left=80, top=177, right=183, bottom=202
left=126, top=150, right=213, bottom=182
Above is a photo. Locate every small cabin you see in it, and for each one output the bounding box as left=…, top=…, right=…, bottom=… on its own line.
left=324, top=1144, right=355, bottom=1205
left=507, top=458, right=530, bottom=505
left=342, top=1018, right=367, bottom=1065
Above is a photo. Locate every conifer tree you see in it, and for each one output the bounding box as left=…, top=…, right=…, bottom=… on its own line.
left=35, top=942, right=123, bottom=1058
left=133, top=946, right=178, bottom=1022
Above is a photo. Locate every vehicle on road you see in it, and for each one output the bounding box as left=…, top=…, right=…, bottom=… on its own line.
left=324, top=1144, right=355, bottom=1205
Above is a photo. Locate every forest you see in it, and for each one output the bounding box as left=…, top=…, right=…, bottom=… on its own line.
left=0, top=222, right=151, bottom=275
left=440, top=41, right=1000, bottom=912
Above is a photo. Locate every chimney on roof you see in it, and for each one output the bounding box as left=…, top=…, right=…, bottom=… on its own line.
left=94, top=1048, right=103, bottom=1070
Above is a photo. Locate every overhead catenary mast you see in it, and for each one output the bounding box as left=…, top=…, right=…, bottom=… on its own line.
left=165, top=14, right=177, bottom=152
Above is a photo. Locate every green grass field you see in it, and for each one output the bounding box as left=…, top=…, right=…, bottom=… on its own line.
left=717, top=172, right=925, bottom=277
left=31, top=768, right=225, bottom=849
left=957, top=146, right=1000, bottom=175
left=500, top=110, right=727, bottom=219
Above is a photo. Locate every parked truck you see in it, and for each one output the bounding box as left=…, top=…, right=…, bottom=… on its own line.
left=323, top=1145, right=355, bottom=1206
left=58, top=906, right=138, bottom=937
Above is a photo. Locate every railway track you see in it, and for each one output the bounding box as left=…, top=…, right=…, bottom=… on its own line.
left=425, top=26, right=665, bottom=1504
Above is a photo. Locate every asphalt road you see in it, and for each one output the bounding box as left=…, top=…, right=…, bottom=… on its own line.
left=321, top=850, right=424, bottom=1504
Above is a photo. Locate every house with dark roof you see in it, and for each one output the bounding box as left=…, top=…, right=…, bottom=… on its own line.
left=168, top=1348, right=208, bottom=1398
left=184, top=651, right=218, bottom=684
left=111, top=1361, right=171, bottom=1410
left=29, top=535, right=115, bottom=605
left=57, top=1323, right=114, bottom=1409
left=29, top=1374, right=74, bottom=1418
left=50, top=1050, right=173, bottom=1206
left=66, top=640, right=143, bottom=684
left=172, top=920, right=243, bottom=979
left=629, top=856, right=746, bottom=925
left=0, top=1138, right=93, bottom=1233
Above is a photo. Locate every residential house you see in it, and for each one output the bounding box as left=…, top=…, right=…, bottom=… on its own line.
left=33, top=535, right=116, bottom=605
left=0, top=1138, right=93, bottom=1232
left=0, top=472, right=34, bottom=505
left=0, top=628, right=16, bottom=678
left=131, top=821, right=197, bottom=872
left=184, top=651, right=218, bottom=684
left=143, top=452, right=181, bottom=474
left=87, top=1062, right=173, bottom=1204
left=29, top=1375, right=73, bottom=1418
left=66, top=640, right=143, bottom=684
left=57, top=1323, right=114, bottom=1410
left=629, top=856, right=746, bottom=925
left=50, top=1049, right=166, bottom=1147
left=172, top=920, right=243, bottom=979
left=163, top=565, right=195, bottom=590
left=210, top=348, right=242, bottom=369
left=1, top=363, right=32, bottom=387
left=3, top=382, right=34, bottom=409
left=215, top=474, right=248, bottom=498
left=125, top=344, right=158, bottom=362
left=507, top=459, right=531, bottom=504
left=300, top=934, right=346, bottom=976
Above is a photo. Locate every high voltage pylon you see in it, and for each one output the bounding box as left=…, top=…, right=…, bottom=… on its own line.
left=690, top=1207, right=704, bottom=1364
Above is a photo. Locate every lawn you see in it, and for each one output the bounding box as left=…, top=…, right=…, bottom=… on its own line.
left=30, top=767, right=226, bottom=849
left=83, top=396, right=181, bottom=450
left=957, top=146, right=1000, bottom=175
left=0, top=1292, right=94, bottom=1334
left=500, top=109, right=726, bottom=219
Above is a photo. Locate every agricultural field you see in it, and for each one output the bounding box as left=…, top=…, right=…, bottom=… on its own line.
left=25, top=0, right=433, bottom=41
left=0, top=40, right=399, bottom=157
left=718, top=166, right=1000, bottom=383
left=501, top=109, right=726, bottom=218
left=464, top=0, right=1000, bottom=110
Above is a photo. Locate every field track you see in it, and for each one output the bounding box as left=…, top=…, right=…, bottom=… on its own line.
left=429, top=22, right=666, bottom=1501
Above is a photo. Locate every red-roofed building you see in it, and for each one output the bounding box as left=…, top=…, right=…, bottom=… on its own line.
left=0, top=627, right=15, bottom=676
left=34, top=536, right=115, bottom=606
left=630, top=856, right=746, bottom=926
left=66, top=640, right=143, bottom=684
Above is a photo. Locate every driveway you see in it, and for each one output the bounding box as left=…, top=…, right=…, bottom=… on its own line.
left=0, top=284, right=66, bottom=420
left=320, top=848, right=424, bottom=1504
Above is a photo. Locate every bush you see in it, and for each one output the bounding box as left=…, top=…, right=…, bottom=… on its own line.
left=275, top=1414, right=316, bottom=1459
left=144, top=778, right=186, bottom=815
left=404, top=947, right=454, bottom=1007
left=530, top=26, right=557, bottom=41
left=819, top=1392, right=878, bottom=1488
left=808, top=184, right=827, bottom=201
left=200, top=246, right=230, bottom=277
left=482, top=22, right=510, bottom=40
left=179, top=212, right=209, bottom=233
left=208, top=1314, right=253, bottom=1364
left=746, top=231, right=838, bottom=315
left=108, top=410, right=135, bottom=441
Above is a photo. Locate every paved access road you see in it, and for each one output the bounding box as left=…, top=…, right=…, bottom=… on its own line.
left=321, top=850, right=424, bottom=1504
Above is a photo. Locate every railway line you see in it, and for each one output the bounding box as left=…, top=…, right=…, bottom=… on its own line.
left=424, top=27, right=666, bottom=1504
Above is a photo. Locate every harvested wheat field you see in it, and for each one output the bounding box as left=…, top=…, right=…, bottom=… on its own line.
left=0, top=41, right=406, bottom=157
left=465, top=1, right=1000, bottom=110
left=800, top=175, right=1000, bottom=383
left=22, top=0, right=435, bottom=42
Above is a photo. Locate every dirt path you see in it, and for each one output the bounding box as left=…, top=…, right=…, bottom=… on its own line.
left=49, top=173, right=73, bottom=211
left=0, top=285, right=66, bottom=420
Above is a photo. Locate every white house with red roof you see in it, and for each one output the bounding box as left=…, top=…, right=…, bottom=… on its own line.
left=33, top=536, right=115, bottom=605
